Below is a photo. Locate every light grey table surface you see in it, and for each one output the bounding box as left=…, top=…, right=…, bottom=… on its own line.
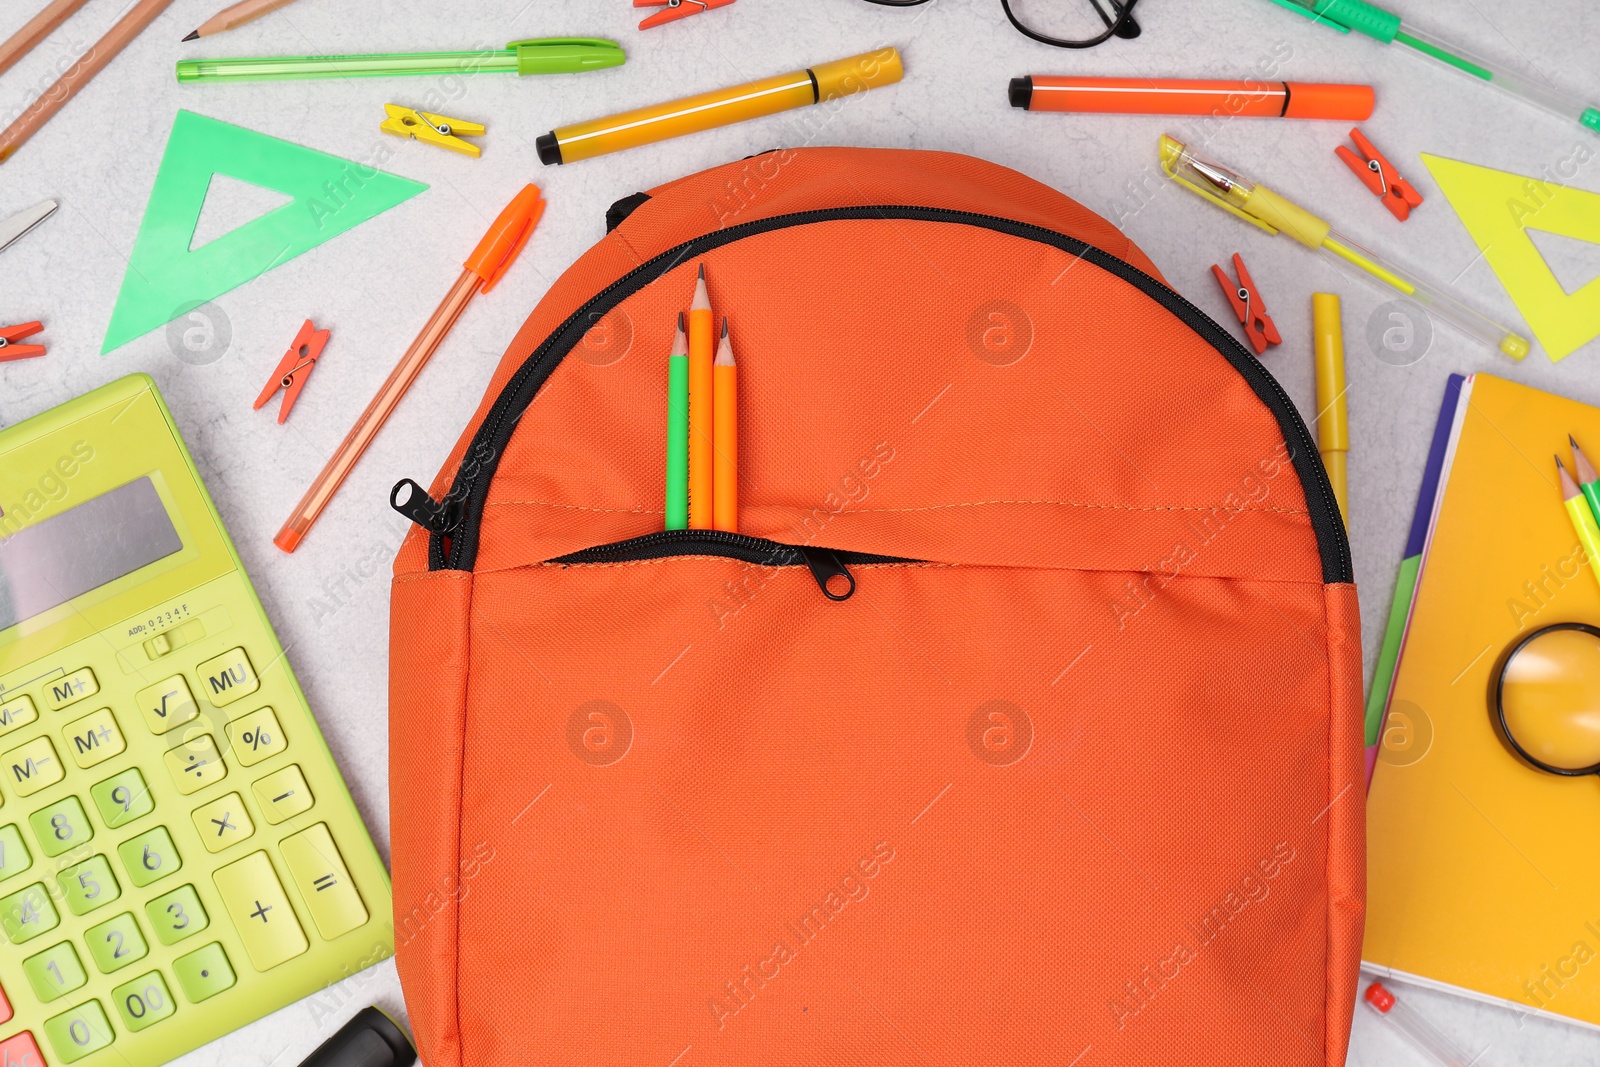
left=3, top=0, right=1600, bottom=1064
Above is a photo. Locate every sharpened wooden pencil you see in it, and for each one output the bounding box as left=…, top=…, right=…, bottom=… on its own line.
left=0, top=0, right=93, bottom=78
left=688, top=264, right=715, bottom=529
left=713, top=316, right=738, bottom=533
left=184, top=0, right=302, bottom=40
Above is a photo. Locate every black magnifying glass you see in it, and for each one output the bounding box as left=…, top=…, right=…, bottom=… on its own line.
left=1493, top=623, right=1600, bottom=776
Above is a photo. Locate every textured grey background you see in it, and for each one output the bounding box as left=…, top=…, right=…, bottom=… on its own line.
left=3, top=0, right=1599, bottom=1063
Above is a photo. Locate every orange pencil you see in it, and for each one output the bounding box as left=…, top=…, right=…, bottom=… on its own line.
left=713, top=317, right=737, bottom=532
left=688, top=264, right=714, bottom=529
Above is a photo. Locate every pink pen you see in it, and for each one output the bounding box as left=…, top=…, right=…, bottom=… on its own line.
left=1364, top=981, right=1481, bottom=1067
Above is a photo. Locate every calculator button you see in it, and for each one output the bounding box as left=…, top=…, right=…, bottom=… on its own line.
left=42, top=669, right=98, bottom=712
left=91, top=768, right=155, bottom=828
left=145, top=884, right=208, bottom=945
left=174, top=941, right=235, bottom=1003
left=43, top=999, right=113, bottom=1062
left=252, top=765, right=314, bottom=824
left=135, top=676, right=198, bottom=736
left=0, top=883, right=59, bottom=944
left=0, top=977, right=10, bottom=1025
left=113, top=970, right=176, bottom=1032
left=164, top=733, right=228, bottom=794
left=61, top=707, right=125, bottom=769
left=226, top=706, right=287, bottom=766
left=56, top=855, right=120, bottom=916
left=0, top=1032, right=43, bottom=1067
left=85, top=912, right=148, bottom=973
left=29, top=797, right=91, bottom=858
left=0, top=695, right=38, bottom=738
left=4, top=737, right=63, bottom=797
left=280, top=823, right=368, bottom=940
left=0, top=824, right=33, bottom=882
left=191, top=793, right=254, bottom=852
left=23, top=942, right=86, bottom=1002
left=213, top=851, right=308, bottom=971
left=196, top=648, right=259, bottom=707
left=118, top=827, right=181, bottom=888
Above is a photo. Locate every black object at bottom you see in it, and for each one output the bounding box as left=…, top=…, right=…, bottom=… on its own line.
left=295, top=1006, right=416, bottom=1067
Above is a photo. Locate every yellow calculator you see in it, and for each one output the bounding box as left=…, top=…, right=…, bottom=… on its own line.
left=0, top=375, right=392, bottom=1066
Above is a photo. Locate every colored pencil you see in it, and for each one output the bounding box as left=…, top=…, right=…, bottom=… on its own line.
left=0, top=0, right=93, bottom=78
left=687, top=264, right=714, bottom=529
left=713, top=317, right=737, bottom=533
left=1570, top=434, right=1600, bottom=527
left=184, top=0, right=302, bottom=40
left=0, top=0, right=179, bottom=164
left=666, top=313, right=690, bottom=530
left=1558, top=457, right=1600, bottom=589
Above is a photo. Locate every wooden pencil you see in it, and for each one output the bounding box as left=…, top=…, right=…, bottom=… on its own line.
left=666, top=313, right=690, bottom=531
left=0, top=0, right=93, bottom=78
left=713, top=316, right=738, bottom=533
left=687, top=264, right=714, bottom=529
left=184, top=0, right=302, bottom=41
left=0, top=0, right=178, bottom=165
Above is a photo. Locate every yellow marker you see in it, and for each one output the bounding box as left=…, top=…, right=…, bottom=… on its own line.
left=1312, top=293, right=1349, bottom=529
left=537, top=48, right=903, bottom=165
left=1160, top=135, right=1531, bottom=360
left=1559, top=456, right=1600, bottom=589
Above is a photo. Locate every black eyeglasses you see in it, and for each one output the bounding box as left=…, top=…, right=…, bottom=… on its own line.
left=860, top=0, right=1141, bottom=49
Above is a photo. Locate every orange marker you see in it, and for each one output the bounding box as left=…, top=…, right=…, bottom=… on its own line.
left=713, top=317, right=737, bottom=533
left=1009, top=76, right=1374, bottom=120
left=688, top=264, right=714, bottom=529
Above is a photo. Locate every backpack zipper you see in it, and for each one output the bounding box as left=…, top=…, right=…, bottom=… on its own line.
left=549, top=529, right=920, bottom=601
left=402, top=205, right=1350, bottom=584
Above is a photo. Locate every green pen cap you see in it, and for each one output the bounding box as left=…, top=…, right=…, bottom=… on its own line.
left=1258, top=0, right=1402, bottom=42
left=511, top=38, right=626, bottom=75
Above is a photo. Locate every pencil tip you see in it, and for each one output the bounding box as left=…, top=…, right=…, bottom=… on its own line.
left=1557, top=454, right=1568, bottom=470
left=697, top=263, right=705, bottom=280
left=1572, top=433, right=1582, bottom=449
left=677, top=311, right=685, bottom=330
left=721, top=316, right=728, bottom=338
left=182, top=29, right=199, bottom=40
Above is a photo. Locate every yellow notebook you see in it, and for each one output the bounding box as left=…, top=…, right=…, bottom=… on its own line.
left=1366, top=373, right=1600, bottom=1027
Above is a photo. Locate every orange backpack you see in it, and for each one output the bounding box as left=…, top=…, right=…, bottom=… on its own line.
left=388, top=147, right=1365, bottom=1067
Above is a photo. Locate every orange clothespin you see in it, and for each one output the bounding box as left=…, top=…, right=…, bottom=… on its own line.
left=636, top=0, right=736, bottom=29
left=1336, top=128, right=1424, bottom=222
left=254, top=320, right=330, bottom=424
left=0, top=321, right=46, bottom=362
left=1211, top=254, right=1282, bottom=355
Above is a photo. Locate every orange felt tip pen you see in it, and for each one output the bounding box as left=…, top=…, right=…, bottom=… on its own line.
left=274, top=184, right=545, bottom=553
left=1010, top=76, right=1374, bottom=120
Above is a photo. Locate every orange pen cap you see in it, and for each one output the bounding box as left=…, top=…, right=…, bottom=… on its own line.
left=1283, top=82, right=1374, bottom=120
left=464, top=184, right=546, bottom=292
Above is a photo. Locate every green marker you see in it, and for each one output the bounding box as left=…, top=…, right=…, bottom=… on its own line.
left=176, top=37, right=624, bottom=84
left=666, top=313, right=691, bottom=531
left=1259, top=0, right=1600, bottom=134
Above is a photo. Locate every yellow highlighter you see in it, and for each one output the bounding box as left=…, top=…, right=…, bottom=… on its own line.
left=1159, top=135, right=1530, bottom=360
left=537, top=48, right=903, bottom=165
left=1312, top=293, right=1349, bottom=529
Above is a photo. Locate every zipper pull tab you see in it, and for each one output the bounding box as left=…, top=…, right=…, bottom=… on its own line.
left=390, top=479, right=459, bottom=535
left=799, top=547, right=855, bottom=601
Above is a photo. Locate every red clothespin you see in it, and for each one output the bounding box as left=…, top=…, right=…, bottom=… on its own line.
left=0, top=321, right=46, bottom=362
left=1210, top=254, right=1282, bottom=355
left=254, top=320, right=330, bottom=424
left=1335, top=128, right=1424, bottom=222
left=636, top=0, right=736, bottom=29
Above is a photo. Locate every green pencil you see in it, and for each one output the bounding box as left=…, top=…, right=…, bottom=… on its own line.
left=666, top=313, right=690, bottom=530
left=1571, top=435, right=1600, bottom=526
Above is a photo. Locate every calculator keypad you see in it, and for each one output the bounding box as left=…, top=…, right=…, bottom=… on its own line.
left=0, top=611, right=383, bottom=1066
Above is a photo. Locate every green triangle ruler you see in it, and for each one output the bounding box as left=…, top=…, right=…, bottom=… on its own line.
left=103, top=110, right=427, bottom=354
left=1421, top=154, right=1600, bottom=362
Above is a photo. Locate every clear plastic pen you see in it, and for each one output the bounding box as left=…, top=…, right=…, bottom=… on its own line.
left=1160, top=135, right=1531, bottom=360
left=1364, top=981, right=1480, bottom=1067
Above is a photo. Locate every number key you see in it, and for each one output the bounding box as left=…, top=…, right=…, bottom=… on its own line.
left=29, top=797, right=91, bottom=858
left=118, top=826, right=181, bottom=888
left=85, top=912, right=147, bottom=973
left=56, top=856, right=119, bottom=916
left=113, top=970, right=175, bottom=1032
left=23, top=942, right=86, bottom=1002
left=43, top=999, right=113, bottom=1063
left=0, top=883, right=59, bottom=944
left=145, top=884, right=208, bottom=945
left=91, top=767, right=155, bottom=828
left=0, top=823, right=33, bottom=882
left=135, top=676, right=198, bottom=736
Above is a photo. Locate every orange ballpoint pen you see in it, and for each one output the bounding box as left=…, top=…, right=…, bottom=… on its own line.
left=275, top=184, right=545, bottom=552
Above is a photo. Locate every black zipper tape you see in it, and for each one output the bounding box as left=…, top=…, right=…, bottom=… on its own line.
left=428, top=206, right=1351, bottom=584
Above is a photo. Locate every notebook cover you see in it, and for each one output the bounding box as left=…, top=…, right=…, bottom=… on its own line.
left=1364, top=373, right=1600, bottom=1026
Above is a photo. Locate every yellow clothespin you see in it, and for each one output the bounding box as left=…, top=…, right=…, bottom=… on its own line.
left=380, top=104, right=485, bottom=158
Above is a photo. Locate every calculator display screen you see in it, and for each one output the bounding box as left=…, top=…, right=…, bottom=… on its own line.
left=0, top=476, right=183, bottom=631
